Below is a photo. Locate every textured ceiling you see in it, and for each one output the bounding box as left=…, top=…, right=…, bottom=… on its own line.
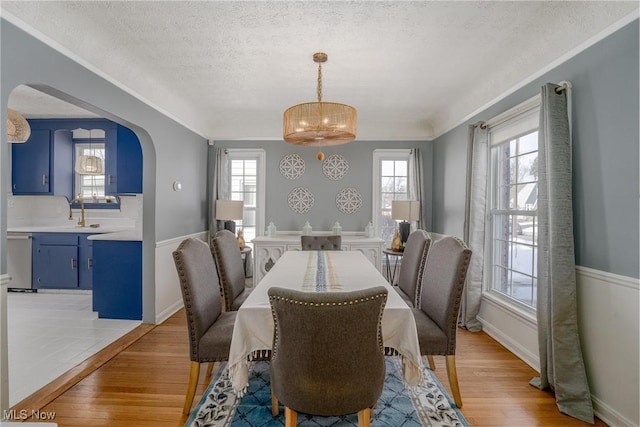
left=2, top=1, right=638, bottom=141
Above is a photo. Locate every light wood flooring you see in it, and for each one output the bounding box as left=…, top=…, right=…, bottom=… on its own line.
left=13, top=309, right=606, bottom=426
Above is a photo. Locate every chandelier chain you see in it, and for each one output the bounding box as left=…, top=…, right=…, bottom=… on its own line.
left=316, top=62, right=323, bottom=102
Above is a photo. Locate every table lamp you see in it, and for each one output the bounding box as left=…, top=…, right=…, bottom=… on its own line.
left=215, top=200, right=244, bottom=234
left=392, top=200, right=420, bottom=245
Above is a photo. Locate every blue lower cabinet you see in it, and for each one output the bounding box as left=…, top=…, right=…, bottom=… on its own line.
left=32, top=233, right=90, bottom=289
left=92, top=240, right=142, bottom=320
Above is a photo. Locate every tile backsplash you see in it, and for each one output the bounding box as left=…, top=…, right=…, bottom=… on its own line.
left=7, top=194, right=142, bottom=229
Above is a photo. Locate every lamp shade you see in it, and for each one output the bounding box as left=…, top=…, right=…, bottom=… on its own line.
left=283, top=102, right=357, bottom=146
left=7, top=108, right=31, bottom=143
left=215, top=200, right=244, bottom=220
left=391, top=200, right=420, bottom=221
left=75, top=155, right=105, bottom=175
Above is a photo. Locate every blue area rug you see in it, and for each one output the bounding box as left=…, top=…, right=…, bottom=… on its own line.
left=185, top=357, right=468, bottom=427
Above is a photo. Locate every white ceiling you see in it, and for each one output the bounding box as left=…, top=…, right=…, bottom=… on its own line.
left=2, top=1, right=638, bottom=141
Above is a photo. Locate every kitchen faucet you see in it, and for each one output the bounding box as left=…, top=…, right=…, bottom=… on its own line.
left=71, top=195, right=86, bottom=227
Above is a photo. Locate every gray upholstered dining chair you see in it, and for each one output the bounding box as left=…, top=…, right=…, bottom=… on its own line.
left=300, top=235, right=342, bottom=251
left=172, top=237, right=237, bottom=415
left=211, top=229, right=252, bottom=311
left=411, top=235, right=471, bottom=408
left=268, top=286, right=388, bottom=427
left=395, top=229, right=431, bottom=307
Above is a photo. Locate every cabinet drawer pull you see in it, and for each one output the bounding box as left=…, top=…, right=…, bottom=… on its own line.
left=88, top=258, right=93, bottom=270
left=71, top=258, right=77, bottom=269
left=108, top=174, right=113, bottom=185
left=42, top=175, right=49, bottom=185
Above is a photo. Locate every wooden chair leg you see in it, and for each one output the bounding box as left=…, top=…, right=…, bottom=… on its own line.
left=271, top=388, right=279, bottom=416
left=445, top=355, right=462, bottom=408
left=206, top=362, right=215, bottom=377
left=183, top=361, right=201, bottom=415
left=284, top=407, right=297, bottom=427
left=426, top=355, right=436, bottom=370
left=357, top=407, right=371, bottom=427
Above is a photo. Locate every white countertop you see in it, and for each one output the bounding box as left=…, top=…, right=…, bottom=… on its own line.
left=8, top=225, right=141, bottom=241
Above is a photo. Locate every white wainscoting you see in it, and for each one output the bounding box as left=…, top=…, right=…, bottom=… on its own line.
left=154, top=232, right=208, bottom=324
left=477, top=266, right=639, bottom=427
left=575, top=266, right=639, bottom=427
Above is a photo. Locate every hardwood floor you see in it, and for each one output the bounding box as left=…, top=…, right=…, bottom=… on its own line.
left=15, top=309, right=606, bottom=426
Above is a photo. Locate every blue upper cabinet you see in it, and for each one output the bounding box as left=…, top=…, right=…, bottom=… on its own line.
left=11, top=128, right=53, bottom=194
left=12, top=122, right=75, bottom=196
left=105, top=125, right=143, bottom=195
left=11, top=119, right=142, bottom=198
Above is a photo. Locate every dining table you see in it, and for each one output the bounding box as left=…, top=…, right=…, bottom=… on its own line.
left=227, top=249, right=423, bottom=395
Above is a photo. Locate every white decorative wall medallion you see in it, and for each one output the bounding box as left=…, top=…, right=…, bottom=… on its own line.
left=322, top=154, right=349, bottom=180
left=288, top=187, right=315, bottom=213
left=279, top=154, right=305, bottom=180
left=336, top=187, right=362, bottom=214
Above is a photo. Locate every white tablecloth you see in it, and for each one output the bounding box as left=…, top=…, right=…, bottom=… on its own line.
left=228, top=250, right=423, bottom=394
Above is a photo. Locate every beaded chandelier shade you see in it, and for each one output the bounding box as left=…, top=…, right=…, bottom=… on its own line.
left=283, top=52, right=357, bottom=147
left=7, top=108, right=31, bottom=143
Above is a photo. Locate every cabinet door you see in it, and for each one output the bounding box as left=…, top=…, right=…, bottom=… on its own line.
left=33, top=244, right=78, bottom=289
left=93, top=241, right=142, bottom=319
left=104, top=125, right=142, bottom=195
left=11, top=129, right=51, bottom=194
left=78, top=235, right=93, bottom=290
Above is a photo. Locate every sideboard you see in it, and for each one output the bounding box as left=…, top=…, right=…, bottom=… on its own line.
left=251, top=234, right=385, bottom=285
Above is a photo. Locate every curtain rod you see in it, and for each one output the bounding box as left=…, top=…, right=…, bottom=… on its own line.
left=480, top=81, right=570, bottom=129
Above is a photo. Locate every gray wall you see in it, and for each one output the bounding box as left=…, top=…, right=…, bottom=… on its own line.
left=213, top=140, right=433, bottom=234
left=1, top=19, right=209, bottom=320
left=432, top=20, right=639, bottom=279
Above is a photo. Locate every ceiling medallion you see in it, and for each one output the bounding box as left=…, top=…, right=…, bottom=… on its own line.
left=283, top=52, right=357, bottom=161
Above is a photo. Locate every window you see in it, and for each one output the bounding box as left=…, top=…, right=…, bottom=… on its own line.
left=74, top=141, right=106, bottom=200
left=372, top=150, right=412, bottom=242
left=487, top=107, right=539, bottom=309
left=225, top=150, right=265, bottom=248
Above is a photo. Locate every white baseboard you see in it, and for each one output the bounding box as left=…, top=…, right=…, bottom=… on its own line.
left=477, top=305, right=540, bottom=372
left=592, top=394, right=637, bottom=427
left=155, top=299, right=184, bottom=325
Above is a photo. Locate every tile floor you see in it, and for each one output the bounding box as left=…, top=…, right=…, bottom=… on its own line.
left=7, top=291, right=141, bottom=406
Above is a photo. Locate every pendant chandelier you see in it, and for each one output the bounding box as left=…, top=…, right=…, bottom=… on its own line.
left=283, top=52, right=357, bottom=155
left=75, top=129, right=105, bottom=175
left=7, top=108, right=31, bottom=143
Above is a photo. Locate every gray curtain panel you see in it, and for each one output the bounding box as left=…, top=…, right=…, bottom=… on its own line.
left=459, top=124, right=488, bottom=332
left=530, top=82, right=594, bottom=424
left=409, top=148, right=427, bottom=230
left=209, top=146, right=229, bottom=234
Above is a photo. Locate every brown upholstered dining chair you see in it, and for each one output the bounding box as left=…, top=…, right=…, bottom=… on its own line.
left=172, top=238, right=237, bottom=415
left=268, top=286, right=388, bottom=427
left=300, top=235, right=342, bottom=251
left=411, top=235, right=471, bottom=408
left=211, top=229, right=252, bottom=311
left=395, top=229, right=431, bottom=307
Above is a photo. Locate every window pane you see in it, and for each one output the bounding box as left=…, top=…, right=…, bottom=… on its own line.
left=381, top=161, right=395, bottom=176
left=395, top=177, right=407, bottom=193
left=489, top=121, right=539, bottom=308
left=395, top=161, right=407, bottom=176
left=518, top=131, right=538, bottom=154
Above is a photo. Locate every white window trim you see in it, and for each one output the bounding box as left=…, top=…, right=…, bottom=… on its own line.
left=483, top=98, right=540, bottom=319
left=224, top=149, right=266, bottom=241
left=372, top=149, right=411, bottom=238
